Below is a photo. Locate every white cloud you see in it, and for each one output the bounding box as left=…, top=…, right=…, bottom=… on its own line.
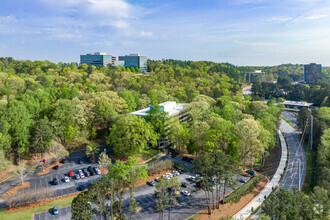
left=267, top=16, right=292, bottom=23
left=235, top=40, right=277, bottom=46
left=139, top=31, right=154, bottom=38
left=0, top=15, right=17, bottom=23
left=305, top=14, right=328, bottom=20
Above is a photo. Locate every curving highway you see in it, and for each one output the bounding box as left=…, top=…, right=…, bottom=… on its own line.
left=279, top=116, right=307, bottom=190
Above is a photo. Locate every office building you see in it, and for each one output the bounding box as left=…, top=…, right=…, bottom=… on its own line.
left=80, top=52, right=117, bottom=66
left=118, top=54, right=148, bottom=72
left=304, top=63, right=322, bottom=84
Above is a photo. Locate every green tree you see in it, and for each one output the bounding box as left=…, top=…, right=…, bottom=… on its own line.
left=297, top=107, right=311, bottom=129
left=107, top=115, right=157, bottom=156
left=71, top=191, right=92, bottom=220
left=31, top=117, right=54, bottom=155
left=145, top=104, right=169, bottom=150
left=168, top=178, right=181, bottom=219
left=86, top=141, right=100, bottom=162
left=155, top=177, right=171, bottom=220
left=0, top=100, right=32, bottom=159
left=89, top=177, right=110, bottom=219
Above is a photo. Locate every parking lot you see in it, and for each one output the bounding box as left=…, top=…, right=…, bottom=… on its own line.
left=33, top=170, right=251, bottom=220
left=17, top=147, right=110, bottom=198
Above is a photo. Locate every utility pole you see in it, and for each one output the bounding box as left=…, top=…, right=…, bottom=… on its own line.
left=310, top=115, right=313, bottom=151
left=298, top=159, right=301, bottom=190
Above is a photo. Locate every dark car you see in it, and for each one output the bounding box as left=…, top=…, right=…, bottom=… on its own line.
left=87, top=166, right=93, bottom=172
left=147, top=180, right=156, bottom=186
left=178, top=169, right=184, bottom=174
left=90, top=169, right=96, bottom=176
left=237, top=178, right=246, bottom=183
left=53, top=165, right=59, bottom=170
left=84, top=170, right=90, bottom=177
left=79, top=185, right=85, bottom=191
left=77, top=159, right=83, bottom=164
left=181, top=182, right=188, bottom=188
left=246, top=170, right=255, bottom=176
left=60, top=158, right=66, bottom=163
left=86, top=155, right=92, bottom=163
left=53, top=206, right=59, bottom=215
left=53, top=178, right=58, bottom=185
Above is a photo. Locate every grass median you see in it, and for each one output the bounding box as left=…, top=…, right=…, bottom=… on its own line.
left=0, top=196, right=74, bottom=220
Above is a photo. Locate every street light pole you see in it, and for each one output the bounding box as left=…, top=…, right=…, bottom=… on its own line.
left=298, top=159, right=301, bottom=190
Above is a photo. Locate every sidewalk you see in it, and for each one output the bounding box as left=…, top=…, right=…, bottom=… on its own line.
left=234, top=129, right=288, bottom=219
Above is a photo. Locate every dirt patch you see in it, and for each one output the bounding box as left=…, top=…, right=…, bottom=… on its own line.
left=4, top=191, right=81, bottom=214
left=177, top=153, right=196, bottom=159
left=194, top=175, right=268, bottom=220
left=99, top=166, right=108, bottom=174
left=37, top=161, right=63, bottom=176
left=0, top=182, right=30, bottom=198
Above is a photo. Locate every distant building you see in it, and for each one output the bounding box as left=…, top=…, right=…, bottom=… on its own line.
left=80, top=52, right=119, bottom=66
left=282, top=100, right=313, bottom=111
left=304, top=63, right=322, bottom=84
left=118, top=54, right=148, bottom=72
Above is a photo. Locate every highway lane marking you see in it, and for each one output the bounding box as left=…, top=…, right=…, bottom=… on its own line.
left=286, top=129, right=299, bottom=190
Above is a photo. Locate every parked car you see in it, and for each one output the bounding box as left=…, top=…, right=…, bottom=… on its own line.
left=181, top=190, right=190, bottom=196
left=77, top=159, right=83, bottom=164
left=237, top=178, right=246, bottom=183
left=68, top=171, right=73, bottom=177
left=79, top=185, right=85, bottom=191
left=53, top=165, right=59, bottom=170
left=86, top=155, right=92, bottom=163
left=177, top=169, right=183, bottom=174
left=246, top=170, right=255, bottom=176
left=155, top=177, right=160, bottom=182
left=90, top=169, right=96, bottom=176
left=78, top=169, right=85, bottom=178
left=75, top=173, right=80, bottom=179
left=87, top=166, right=93, bottom=173
left=53, top=178, right=58, bottom=185
left=94, top=166, right=101, bottom=175
left=188, top=176, right=196, bottom=182
left=147, top=180, right=156, bottom=186
left=181, top=182, right=188, bottom=188
left=53, top=206, right=59, bottom=215
left=83, top=168, right=90, bottom=177
left=64, top=176, right=70, bottom=183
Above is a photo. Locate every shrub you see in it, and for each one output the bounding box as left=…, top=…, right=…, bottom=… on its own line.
left=173, top=162, right=187, bottom=172
left=224, top=176, right=260, bottom=204
left=147, top=159, right=173, bottom=174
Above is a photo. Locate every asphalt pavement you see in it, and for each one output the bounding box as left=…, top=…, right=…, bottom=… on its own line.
left=279, top=117, right=306, bottom=191
left=33, top=166, right=251, bottom=220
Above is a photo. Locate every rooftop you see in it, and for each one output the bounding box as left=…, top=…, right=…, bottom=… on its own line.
left=130, top=101, right=186, bottom=117
left=282, top=100, right=313, bottom=107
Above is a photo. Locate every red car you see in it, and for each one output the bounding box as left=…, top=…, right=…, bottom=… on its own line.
left=68, top=171, right=73, bottom=177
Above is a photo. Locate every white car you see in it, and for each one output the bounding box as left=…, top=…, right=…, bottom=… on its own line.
left=64, top=176, right=70, bottom=183
left=166, top=173, right=173, bottom=178
left=188, top=176, right=196, bottom=181
left=181, top=190, right=190, bottom=196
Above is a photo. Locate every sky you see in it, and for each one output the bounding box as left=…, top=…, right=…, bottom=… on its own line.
left=0, top=0, right=330, bottom=66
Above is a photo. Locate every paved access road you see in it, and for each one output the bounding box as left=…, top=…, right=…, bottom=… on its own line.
left=280, top=117, right=306, bottom=190
left=34, top=171, right=251, bottom=220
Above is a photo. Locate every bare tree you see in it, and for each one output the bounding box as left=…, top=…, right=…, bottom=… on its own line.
left=14, top=157, right=35, bottom=185
left=49, top=140, right=69, bottom=161
left=98, top=149, right=112, bottom=169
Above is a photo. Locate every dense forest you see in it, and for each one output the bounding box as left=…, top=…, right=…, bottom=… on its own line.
left=0, top=57, right=247, bottom=164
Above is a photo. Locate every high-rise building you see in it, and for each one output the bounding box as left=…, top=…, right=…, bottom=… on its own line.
left=304, top=63, right=322, bottom=84
left=80, top=52, right=117, bottom=66
left=118, top=54, right=148, bottom=71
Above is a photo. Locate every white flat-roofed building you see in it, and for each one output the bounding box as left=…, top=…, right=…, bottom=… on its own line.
left=130, top=101, right=189, bottom=122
